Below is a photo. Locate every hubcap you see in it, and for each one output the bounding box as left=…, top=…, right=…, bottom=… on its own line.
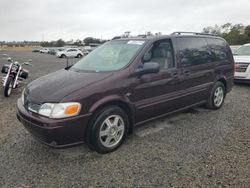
left=214, top=86, right=224, bottom=107
left=99, top=115, right=125, bottom=148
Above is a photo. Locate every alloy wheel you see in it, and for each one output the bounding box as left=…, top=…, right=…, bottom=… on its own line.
left=99, top=115, right=125, bottom=148
left=214, top=86, right=224, bottom=107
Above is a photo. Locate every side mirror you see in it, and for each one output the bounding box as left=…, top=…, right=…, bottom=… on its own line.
left=136, top=62, right=160, bottom=75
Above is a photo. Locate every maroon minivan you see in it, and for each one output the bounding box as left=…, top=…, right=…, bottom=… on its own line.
left=17, top=32, right=234, bottom=153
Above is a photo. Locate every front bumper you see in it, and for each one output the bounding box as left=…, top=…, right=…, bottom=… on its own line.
left=16, top=99, right=91, bottom=148
left=234, top=78, right=250, bottom=84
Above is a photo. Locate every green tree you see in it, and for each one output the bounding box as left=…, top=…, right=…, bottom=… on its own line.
left=245, top=25, right=250, bottom=37
left=202, top=23, right=250, bottom=45
left=55, top=39, right=65, bottom=47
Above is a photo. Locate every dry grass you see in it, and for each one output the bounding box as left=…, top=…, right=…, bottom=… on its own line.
left=1, top=46, right=36, bottom=52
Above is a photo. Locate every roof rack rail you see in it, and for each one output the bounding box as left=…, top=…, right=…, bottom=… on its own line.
left=171, top=31, right=218, bottom=37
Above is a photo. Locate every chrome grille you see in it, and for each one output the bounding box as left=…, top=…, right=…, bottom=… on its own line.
left=23, top=91, right=41, bottom=113
left=23, top=91, right=28, bottom=107
left=235, top=63, right=249, bottom=72
left=28, top=102, right=41, bottom=113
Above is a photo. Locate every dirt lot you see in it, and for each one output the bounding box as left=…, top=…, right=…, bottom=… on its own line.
left=0, top=51, right=249, bottom=187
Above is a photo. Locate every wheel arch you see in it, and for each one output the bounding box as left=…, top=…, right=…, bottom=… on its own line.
left=217, top=77, right=227, bottom=92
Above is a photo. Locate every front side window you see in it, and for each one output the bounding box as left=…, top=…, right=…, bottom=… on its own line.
left=68, top=49, right=77, bottom=52
left=70, top=40, right=144, bottom=72
left=177, top=37, right=210, bottom=66
left=142, top=39, right=174, bottom=70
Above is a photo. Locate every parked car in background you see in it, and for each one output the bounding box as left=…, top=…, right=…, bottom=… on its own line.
left=48, top=48, right=58, bottom=55
left=58, top=48, right=65, bottom=51
left=56, top=48, right=83, bottom=58
left=83, top=50, right=90, bottom=55
left=32, top=48, right=41, bottom=52
left=40, top=48, right=50, bottom=54
left=17, top=32, right=234, bottom=154
left=230, top=45, right=241, bottom=53
left=233, top=43, right=250, bottom=83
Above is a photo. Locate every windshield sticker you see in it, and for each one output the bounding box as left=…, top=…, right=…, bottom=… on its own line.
left=127, top=40, right=145, bottom=45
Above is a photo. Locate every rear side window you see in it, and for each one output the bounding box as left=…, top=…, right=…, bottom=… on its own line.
left=177, top=37, right=210, bottom=67
left=207, top=38, right=231, bottom=61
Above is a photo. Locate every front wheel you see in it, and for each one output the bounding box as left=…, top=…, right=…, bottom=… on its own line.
left=89, top=106, right=129, bottom=154
left=206, top=81, right=226, bottom=110
left=4, top=77, right=14, bottom=97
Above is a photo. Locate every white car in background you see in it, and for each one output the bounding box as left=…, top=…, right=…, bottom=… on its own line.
left=233, top=43, right=250, bottom=83
left=56, top=48, right=83, bottom=58
left=230, top=45, right=241, bottom=53
left=40, top=48, right=50, bottom=53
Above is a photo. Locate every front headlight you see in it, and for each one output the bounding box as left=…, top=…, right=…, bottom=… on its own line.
left=38, top=102, right=81, bottom=119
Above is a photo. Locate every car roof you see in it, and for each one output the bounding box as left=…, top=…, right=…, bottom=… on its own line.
left=243, top=43, right=250, bottom=46
left=65, top=48, right=79, bottom=50
left=114, top=33, right=223, bottom=43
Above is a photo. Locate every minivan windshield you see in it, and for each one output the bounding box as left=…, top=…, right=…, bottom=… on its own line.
left=234, top=45, right=250, bottom=56
left=70, top=40, right=144, bottom=72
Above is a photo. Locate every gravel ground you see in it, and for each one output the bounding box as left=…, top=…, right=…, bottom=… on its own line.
left=0, top=51, right=249, bottom=187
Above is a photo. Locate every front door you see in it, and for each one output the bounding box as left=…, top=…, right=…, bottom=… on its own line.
left=130, top=39, right=182, bottom=124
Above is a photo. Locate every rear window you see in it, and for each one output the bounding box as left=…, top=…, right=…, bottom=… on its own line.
left=177, top=37, right=210, bottom=67
left=207, top=38, right=231, bottom=61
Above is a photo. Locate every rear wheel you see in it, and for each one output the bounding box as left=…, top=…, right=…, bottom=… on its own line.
left=61, top=54, right=66, bottom=58
left=206, top=81, right=226, bottom=110
left=4, top=77, right=14, bottom=97
left=89, top=106, right=129, bottom=154
left=77, top=54, right=82, bottom=58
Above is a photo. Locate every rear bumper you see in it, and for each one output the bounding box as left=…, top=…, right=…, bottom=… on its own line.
left=225, top=76, right=234, bottom=93
left=16, top=99, right=91, bottom=148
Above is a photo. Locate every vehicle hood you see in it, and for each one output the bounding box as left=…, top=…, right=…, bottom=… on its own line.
left=26, top=69, right=112, bottom=103
left=233, top=55, right=250, bottom=63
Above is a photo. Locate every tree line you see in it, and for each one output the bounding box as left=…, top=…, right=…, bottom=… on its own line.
left=203, top=23, right=250, bottom=45
left=39, top=24, right=250, bottom=47
left=41, top=37, right=108, bottom=47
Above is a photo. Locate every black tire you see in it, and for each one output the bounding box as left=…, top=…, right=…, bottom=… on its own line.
left=206, top=81, right=226, bottom=110
left=4, top=77, right=14, bottom=97
left=61, top=54, right=66, bottom=58
left=77, top=54, right=82, bottom=58
left=89, top=106, right=129, bottom=154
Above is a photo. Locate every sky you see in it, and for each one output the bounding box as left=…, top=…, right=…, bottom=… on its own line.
left=0, top=0, right=249, bottom=41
